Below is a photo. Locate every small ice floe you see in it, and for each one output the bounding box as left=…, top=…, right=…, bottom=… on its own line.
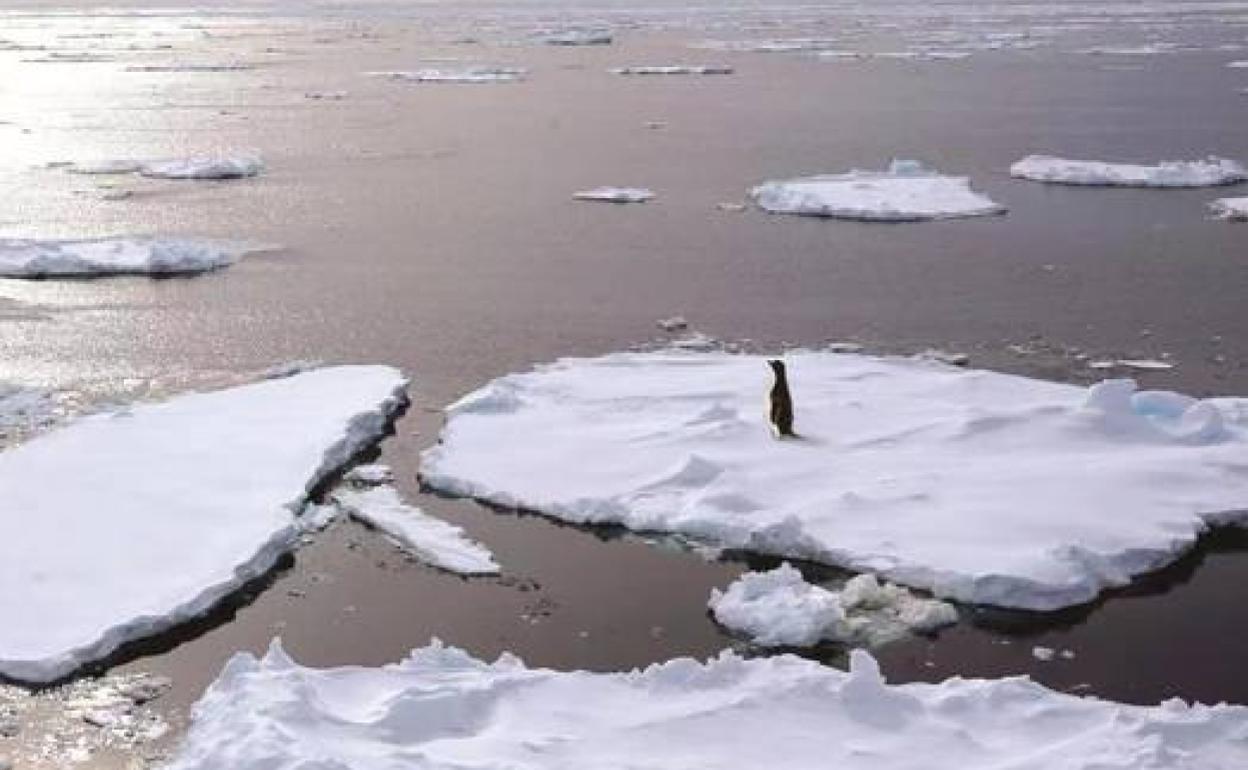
left=64, top=160, right=144, bottom=175
left=304, top=90, right=348, bottom=100
left=1032, top=645, right=1056, bottom=661
left=694, top=38, right=845, bottom=53
left=610, top=65, right=733, bottom=75
left=368, top=67, right=525, bottom=83
left=709, top=563, right=957, bottom=647
left=1210, top=196, right=1248, bottom=220
left=540, top=28, right=613, bottom=46
left=164, top=639, right=1248, bottom=770
left=917, top=348, right=970, bottom=366
left=140, top=154, right=264, bottom=179
left=0, top=237, right=263, bottom=278
left=1116, top=359, right=1175, bottom=372
left=656, top=316, right=689, bottom=332
left=573, top=186, right=654, bottom=203
left=751, top=159, right=1005, bottom=221
left=125, top=62, right=254, bottom=72
left=326, top=464, right=499, bottom=575
left=421, top=349, right=1248, bottom=611
left=1009, top=155, right=1248, bottom=187
left=0, top=366, right=407, bottom=682
left=22, top=52, right=117, bottom=63
left=1226, top=60, right=1248, bottom=68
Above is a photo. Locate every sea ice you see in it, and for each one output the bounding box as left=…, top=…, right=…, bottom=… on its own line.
left=540, top=29, right=613, bottom=46
left=610, top=65, right=733, bottom=75
left=751, top=160, right=1005, bottom=221
left=328, top=466, right=499, bottom=575
left=708, top=563, right=957, bottom=647
left=421, top=349, right=1248, bottom=611
left=0, top=366, right=407, bottom=683
left=368, top=67, right=525, bottom=83
left=573, top=187, right=655, bottom=203
left=1210, top=196, right=1248, bottom=220
left=0, top=237, right=261, bottom=278
left=139, top=155, right=264, bottom=180
left=165, top=639, right=1248, bottom=770
left=1010, top=155, right=1247, bottom=187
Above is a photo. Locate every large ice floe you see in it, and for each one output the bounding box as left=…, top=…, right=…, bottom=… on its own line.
left=1010, top=155, right=1248, bottom=187
left=62, top=154, right=263, bottom=180
left=165, top=639, right=1248, bottom=770
left=0, top=237, right=263, bottom=278
left=0, top=366, right=407, bottom=683
left=368, top=67, right=525, bottom=83
left=751, top=160, right=1005, bottom=221
left=326, top=464, right=499, bottom=575
left=1210, top=196, right=1248, bottom=220
left=709, top=563, right=957, bottom=647
left=421, top=349, right=1248, bottom=611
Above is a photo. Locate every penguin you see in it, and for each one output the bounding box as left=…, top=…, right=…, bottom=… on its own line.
left=766, top=359, right=796, bottom=438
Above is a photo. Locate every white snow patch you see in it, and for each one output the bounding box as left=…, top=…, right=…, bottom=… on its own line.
left=574, top=186, right=655, bottom=203
left=1210, top=196, right=1248, bottom=220
left=611, top=65, right=733, bottom=75
left=166, top=639, right=1248, bottom=770
left=752, top=160, right=1004, bottom=221
left=709, top=563, right=957, bottom=647
left=332, top=485, right=498, bottom=574
left=421, top=349, right=1248, bottom=611
left=1010, top=155, right=1247, bottom=187
left=368, top=67, right=525, bottom=83
left=0, top=366, right=407, bottom=683
left=0, top=237, right=261, bottom=278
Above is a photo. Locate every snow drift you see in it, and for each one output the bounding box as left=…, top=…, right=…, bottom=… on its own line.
left=165, top=639, right=1248, bottom=770
left=0, top=366, right=407, bottom=683
left=421, top=349, right=1248, bottom=611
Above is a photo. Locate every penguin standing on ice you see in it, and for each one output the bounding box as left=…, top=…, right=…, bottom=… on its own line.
left=766, top=359, right=796, bottom=438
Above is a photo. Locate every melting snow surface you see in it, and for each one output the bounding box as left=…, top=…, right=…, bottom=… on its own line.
left=421, top=349, right=1248, bottom=611
left=0, top=238, right=261, bottom=278
left=1010, top=155, right=1247, bottom=187
left=751, top=160, right=1004, bottom=221
left=0, top=366, right=407, bottom=683
left=166, top=640, right=1248, bottom=770
left=709, top=563, right=957, bottom=647
left=574, top=187, right=655, bottom=203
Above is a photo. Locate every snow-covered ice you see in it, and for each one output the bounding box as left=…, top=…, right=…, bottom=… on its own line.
left=0, top=366, right=407, bottom=683
left=1010, top=155, right=1247, bottom=187
left=574, top=187, right=655, bottom=203
left=368, top=67, right=525, bottom=83
left=421, top=349, right=1248, bottom=611
left=611, top=65, right=733, bottom=75
left=165, top=639, right=1248, bottom=770
left=1210, top=196, right=1248, bottom=220
left=140, top=155, right=264, bottom=180
left=328, top=466, right=499, bottom=575
left=751, top=160, right=1005, bottom=221
left=709, top=563, right=957, bottom=647
left=0, top=237, right=261, bottom=278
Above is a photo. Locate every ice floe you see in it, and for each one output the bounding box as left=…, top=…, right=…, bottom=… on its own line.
left=709, top=563, right=957, bottom=647
left=421, top=349, right=1248, bottom=611
left=65, top=160, right=144, bottom=175
left=1210, top=196, right=1248, bottom=220
left=0, top=366, right=407, bottom=682
left=540, top=28, right=613, bottom=46
left=165, top=639, right=1248, bottom=770
left=751, top=160, right=1004, bottom=221
left=139, top=154, right=264, bottom=180
left=327, top=464, right=499, bottom=575
left=0, top=237, right=265, bottom=278
left=574, top=186, right=655, bottom=203
left=368, top=67, right=525, bottom=83
left=125, top=62, right=254, bottom=72
left=611, top=65, right=733, bottom=75
left=1010, top=155, right=1248, bottom=187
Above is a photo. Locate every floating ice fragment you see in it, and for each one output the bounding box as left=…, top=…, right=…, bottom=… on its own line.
left=1010, top=155, right=1247, bottom=187
left=368, top=67, right=525, bottom=83
left=540, top=29, right=613, bottom=46
left=1210, top=196, right=1248, bottom=220
left=165, top=639, right=1248, bottom=770
left=656, top=316, right=689, bottom=332
left=140, top=154, right=264, bottom=179
left=422, top=349, right=1248, bottom=610
left=611, top=65, right=733, bottom=75
left=0, top=237, right=263, bottom=278
left=574, top=186, right=654, bottom=203
left=752, top=159, right=1004, bottom=221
